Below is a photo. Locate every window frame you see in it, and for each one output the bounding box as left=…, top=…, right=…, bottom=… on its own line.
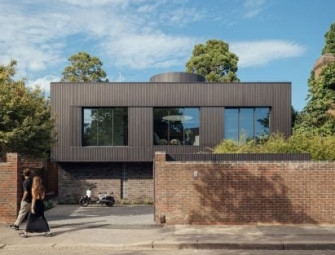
left=153, top=107, right=200, bottom=146
left=82, top=107, right=128, bottom=147
left=224, top=107, right=271, bottom=142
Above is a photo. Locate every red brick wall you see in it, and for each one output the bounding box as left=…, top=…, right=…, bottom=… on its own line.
left=58, top=162, right=153, bottom=203
left=0, top=153, right=20, bottom=224
left=0, top=154, right=53, bottom=224
left=154, top=152, right=335, bottom=224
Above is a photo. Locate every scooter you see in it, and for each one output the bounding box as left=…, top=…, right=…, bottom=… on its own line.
left=79, top=184, right=115, bottom=207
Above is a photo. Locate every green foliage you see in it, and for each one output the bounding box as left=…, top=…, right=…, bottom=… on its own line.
left=58, top=195, right=77, bottom=204
left=143, top=198, right=153, bottom=205
left=213, top=133, right=335, bottom=160
left=294, top=63, right=335, bottom=136
left=322, top=22, right=335, bottom=54
left=43, top=199, right=55, bottom=210
left=295, top=22, right=335, bottom=136
left=291, top=106, right=298, bottom=128
left=0, top=60, right=56, bottom=159
left=186, top=39, right=239, bottom=82
left=61, top=52, right=107, bottom=82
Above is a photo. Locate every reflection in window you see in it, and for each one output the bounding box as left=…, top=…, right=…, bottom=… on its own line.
left=224, top=107, right=270, bottom=142
left=83, top=108, right=128, bottom=146
left=154, top=108, right=200, bottom=145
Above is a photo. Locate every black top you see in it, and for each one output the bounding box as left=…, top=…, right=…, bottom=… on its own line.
left=23, top=177, right=32, bottom=203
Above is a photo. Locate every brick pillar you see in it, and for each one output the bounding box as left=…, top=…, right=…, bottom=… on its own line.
left=313, top=53, right=335, bottom=78
left=154, top=152, right=166, bottom=224
left=0, top=153, right=20, bottom=224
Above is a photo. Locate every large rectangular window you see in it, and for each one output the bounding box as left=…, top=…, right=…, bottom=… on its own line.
left=154, top=108, right=200, bottom=145
left=83, top=108, right=128, bottom=146
left=224, top=107, right=270, bottom=142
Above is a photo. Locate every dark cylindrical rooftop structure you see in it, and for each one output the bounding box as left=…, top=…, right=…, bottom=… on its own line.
left=150, top=72, right=205, bottom=82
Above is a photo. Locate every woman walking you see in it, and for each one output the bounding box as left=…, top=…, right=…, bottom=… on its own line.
left=20, top=176, right=51, bottom=238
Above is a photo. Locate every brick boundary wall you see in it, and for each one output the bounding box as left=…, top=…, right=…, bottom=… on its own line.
left=0, top=153, right=50, bottom=224
left=154, top=152, right=335, bottom=224
left=0, top=154, right=21, bottom=224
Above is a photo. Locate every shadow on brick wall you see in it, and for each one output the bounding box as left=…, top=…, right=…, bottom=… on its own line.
left=189, top=168, right=317, bottom=224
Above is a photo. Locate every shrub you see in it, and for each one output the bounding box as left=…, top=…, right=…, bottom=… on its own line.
left=43, top=199, right=55, bottom=210
left=213, top=132, right=335, bottom=160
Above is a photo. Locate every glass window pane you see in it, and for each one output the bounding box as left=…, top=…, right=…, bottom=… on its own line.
left=98, top=108, right=114, bottom=146
left=153, top=108, right=169, bottom=145
left=83, top=109, right=98, bottom=146
left=224, top=108, right=238, bottom=141
left=239, top=108, right=254, bottom=142
left=255, top=108, right=270, bottom=140
left=112, top=108, right=128, bottom=146
left=224, top=107, right=271, bottom=143
left=168, top=108, right=184, bottom=145
left=153, top=107, right=200, bottom=146
left=82, top=108, right=128, bottom=146
left=182, top=108, right=200, bottom=145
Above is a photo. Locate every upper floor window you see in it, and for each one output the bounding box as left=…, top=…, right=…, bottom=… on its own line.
left=224, top=107, right=270, bottom=142
left=83, top=108, right=128, bottom=146
left=154, top=108, right=200, bottom=145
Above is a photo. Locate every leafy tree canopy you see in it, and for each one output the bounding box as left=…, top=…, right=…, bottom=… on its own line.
left=294, top=23, right=335, bottom=136
left=186, top=39, right=239, bottom=82
left=61, top=52, right=107, bottom=82
left=0, top=60, right=55, bottom=158
left=322, top=22, right=335, bottom=54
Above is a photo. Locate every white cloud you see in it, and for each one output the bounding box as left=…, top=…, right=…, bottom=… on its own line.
left=0, top=0, right=304, bottom=79
left=59, top=0, right=133, bottom=8
left=103, top=33, right=196, bottom=69
left=160, top=8, right=205, bottom=26
left=230, top=40, right=306, bottom=68
left=0, top=0, right=202, bottom=78
left=26, top=75, right=60, bottom=95
left=243, top=0, right=266, bottom=18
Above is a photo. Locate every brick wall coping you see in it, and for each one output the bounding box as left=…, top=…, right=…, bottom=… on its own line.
left=162, top=160, right=335, bottom=164
left=161, top=161, right=335, bottom=164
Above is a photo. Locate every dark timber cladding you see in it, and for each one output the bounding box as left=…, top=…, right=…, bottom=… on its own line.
left=50, top=82, right=291, bottom=162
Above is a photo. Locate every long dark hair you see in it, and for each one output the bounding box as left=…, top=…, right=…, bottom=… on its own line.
left=32, top=176, right=45, bottom=198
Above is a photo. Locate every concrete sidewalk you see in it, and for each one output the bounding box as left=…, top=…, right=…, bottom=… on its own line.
left=1, top=205, right=335, bottom=251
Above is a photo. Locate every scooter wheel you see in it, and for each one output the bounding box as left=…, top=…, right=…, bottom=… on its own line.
left=106, top=197, right=115, bottom=207
left=79, top=198, right=89, bottom=207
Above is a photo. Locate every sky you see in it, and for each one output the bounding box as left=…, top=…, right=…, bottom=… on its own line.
left=0, top=0, right=334, bottom=111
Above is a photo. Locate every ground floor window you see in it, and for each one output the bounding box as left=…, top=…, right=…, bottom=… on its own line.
left=83, top=108, right=128, bottom=146
left=224, top=107, right=270, bottom=142
left=153, top=107, right=200, bottom=145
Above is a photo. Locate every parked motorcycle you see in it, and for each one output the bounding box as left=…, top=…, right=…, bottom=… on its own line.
left=79, top=184, right=115, bottom=207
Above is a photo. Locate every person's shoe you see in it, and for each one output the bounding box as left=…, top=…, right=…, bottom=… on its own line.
left=10, top=224, right=19, bottom=230
left=19, top=232, right=27, bottom=238
left=45, top=232, right=52, bottom=237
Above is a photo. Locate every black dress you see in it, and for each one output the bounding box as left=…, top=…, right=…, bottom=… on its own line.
left=26, top=199, right=50, bottom=233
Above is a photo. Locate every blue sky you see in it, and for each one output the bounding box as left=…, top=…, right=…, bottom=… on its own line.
left=0, top=0, right=334, bottom=111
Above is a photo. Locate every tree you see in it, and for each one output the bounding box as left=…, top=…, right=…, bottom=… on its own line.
left=294, top=23, right=335, bottom=136
left=291, top=106, right=298, bottom=128
left=294, top=61, right=335, bottom=136
left=0, top=60, right=55, bottom=158
left=186, top=39, right=239, bottom=82
left=322, top=22, right=335, bottom=54
left=61, top=52, right=107, bottom=82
